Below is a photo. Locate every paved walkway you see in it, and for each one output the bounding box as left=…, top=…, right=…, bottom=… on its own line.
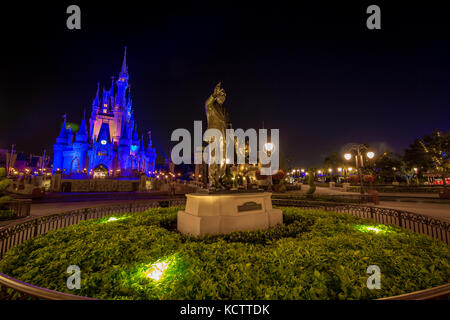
left=374, top=202, right=450, bottom=222
left=282, top=187, right=450, bottom=221
left=289, top=186, right=441, bottom=198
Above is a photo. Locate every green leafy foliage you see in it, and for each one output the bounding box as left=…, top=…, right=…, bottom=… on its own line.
left=0, top=167, right=12, bottom=204
left=306, top=172, right=316, bottom=195
left=0, top=207, right=448, bottom=300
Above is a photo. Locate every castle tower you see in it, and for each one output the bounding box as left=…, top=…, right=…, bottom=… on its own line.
left=116, top=46, right=129, bottom=109
left=118, top=114, right=131, bottom=171
left=52, top=116, right=68, bottom=173
left=146, top=130, right=157, bottom=175
left=72, top=112, right=89, bottom=172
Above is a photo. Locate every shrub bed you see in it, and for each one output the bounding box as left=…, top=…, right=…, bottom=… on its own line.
left=0, top=207, right=448, bottom=300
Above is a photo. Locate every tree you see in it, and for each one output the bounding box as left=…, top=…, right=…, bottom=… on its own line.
left=403, top=130, right=450, bottom=186
left=323, top=152, right=345, bottom=170
left=306, top=170, right=316, bottom=197
left=368, top=150, right=402, bottom=183
left=0, top=168, right=12, bottom=204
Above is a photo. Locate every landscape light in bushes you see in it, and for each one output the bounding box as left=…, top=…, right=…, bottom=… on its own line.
left=104, top=216, right=129, bottom=223
left=354, top=224, right=394, bottom=234
left=145, top=259, right=170, bottom=281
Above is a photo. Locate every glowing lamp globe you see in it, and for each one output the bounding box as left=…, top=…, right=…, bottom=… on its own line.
left=367, top=151, right=375, bottom=159
left=344, top=153, right=352, bottom=160
left=264, top=142, right=274, bottom=153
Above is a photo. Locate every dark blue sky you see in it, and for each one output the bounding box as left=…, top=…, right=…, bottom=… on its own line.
left=1, top=1, right=449, bottom=167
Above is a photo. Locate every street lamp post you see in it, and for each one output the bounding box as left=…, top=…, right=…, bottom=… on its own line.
left=344, top=144, right=375, bottom=195
left=264, top=142, right=274, bottom=191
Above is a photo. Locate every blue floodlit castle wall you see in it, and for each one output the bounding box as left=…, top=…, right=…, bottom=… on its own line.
left=52, top=48, right=157, bottom=177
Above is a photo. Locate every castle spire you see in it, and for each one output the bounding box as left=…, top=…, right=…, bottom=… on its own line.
left=110, top=76, right=115, bottom=97
left=120, top=46, right=128, bottom=77
left=57, top=115, right=67, bottom=140
left=132, top=125, right=139, bottom=143
left=147, top=130, right=152, bottom=148
left=76, top=111, right=88, bottom=142
left=120, top=113, right=129, bottom=141
left=140, top=134, right=145, bottom=151
left=92, top=82, right=100, bottom=107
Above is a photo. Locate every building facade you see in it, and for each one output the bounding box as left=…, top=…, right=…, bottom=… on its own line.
left=52, top=48, right=157, bottom=178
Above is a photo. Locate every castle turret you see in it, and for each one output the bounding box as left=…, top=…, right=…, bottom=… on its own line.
left=132, top=125, right=140, bottom=147
left=91, top=83, right=100, bottom=115
left=53, top=117, right=68, bottom=173
left=90, top=83, right=100, bottom=140
left=146, top=130, right=157, bottom=175
left=75, top=112, right=88, bottom=142
left=73, top=112, right=89, bottom=172
left=116, top=46, right=129, bottom=109
left=118, top=115, right=131, bottom=170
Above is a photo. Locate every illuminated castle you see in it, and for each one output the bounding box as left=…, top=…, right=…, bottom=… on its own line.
left=52, top=47, right=156, bottom=177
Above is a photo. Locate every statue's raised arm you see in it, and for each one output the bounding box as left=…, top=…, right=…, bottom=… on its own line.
left=205, top=82, right=228, bottom=131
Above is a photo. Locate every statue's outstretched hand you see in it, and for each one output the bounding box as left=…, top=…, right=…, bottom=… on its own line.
left=213, top=82, right=222, bottom=96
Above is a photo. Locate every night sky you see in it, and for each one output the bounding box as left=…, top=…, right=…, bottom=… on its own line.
left=1, top=1, right=449, bottom=167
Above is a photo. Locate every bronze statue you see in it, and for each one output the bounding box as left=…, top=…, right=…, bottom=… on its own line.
left=205, top=83, right=232, bottom=189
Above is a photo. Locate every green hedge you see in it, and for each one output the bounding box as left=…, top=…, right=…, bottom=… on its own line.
left=0, top=207, right=448, bottom=300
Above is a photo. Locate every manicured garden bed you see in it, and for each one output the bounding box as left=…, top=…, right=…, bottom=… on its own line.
left=0, top=207, right=448, bottom=300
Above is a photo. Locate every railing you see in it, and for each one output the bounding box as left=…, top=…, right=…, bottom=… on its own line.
left=0, top=197, right=449, bottom=300
left=0, top=198, right=186, bottom=259
left=272, top=199, right=450, bottom=245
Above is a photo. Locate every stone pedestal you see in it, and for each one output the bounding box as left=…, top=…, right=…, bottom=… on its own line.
left=177, top=192, right=283, bottom=236
left=342, top=182, right=350, bottom=192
